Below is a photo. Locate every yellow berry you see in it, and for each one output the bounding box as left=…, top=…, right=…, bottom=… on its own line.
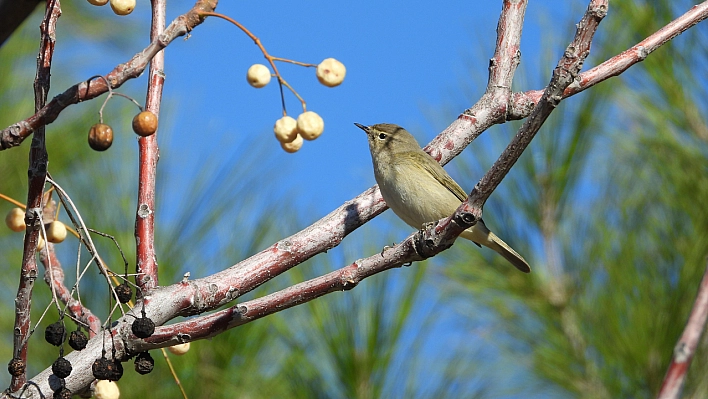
left=110, top=0, right=134, bottom=15
left=274, top=116, right=298, bottom=143
left=167, top=342, right=191, bottom=355
left=94, top=380, right=120, bottom=399
left=88, top=123, right=113, bottom=151
left=280, top=134, right=303, bottom=153
left=296, top=111, right=324, bottom=140
left=316, top=58, right=346, bottom=87
left=46, top=221, right=67, bottom=244
left=36, top=236, right=45, bottom=252
left=132, top=111, right=158, bottom=137
left=5, top=208, right=25, bottom=232
left=246, top=64, right=271, bottom=88
left=87, top=0, right=109, bottom=5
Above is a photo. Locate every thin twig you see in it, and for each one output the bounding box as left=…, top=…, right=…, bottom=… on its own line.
left=657, top=261, right=708, bottom=399
left=0, top=0, right=219, bottom=150
left=198, top=11, right=308, bottom=115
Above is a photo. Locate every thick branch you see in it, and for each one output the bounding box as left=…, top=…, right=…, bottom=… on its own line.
left=0, top=0, right=218, bottom=151
left=657, top=262, right=708, bottom=399
left=134, top=0, right=167, bottom=294
left=511, top=1, right=708, bottom=118
left=10, top=0, right=60, bottom=391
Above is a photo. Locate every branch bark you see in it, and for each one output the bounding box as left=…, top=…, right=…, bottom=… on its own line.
left=657, top=261, right=708, bottom=399
left=134, top=0, right=167, bottom=294
left=0, top=0, right=218, bottom=150
left=9, top=0, right=60, bottom=391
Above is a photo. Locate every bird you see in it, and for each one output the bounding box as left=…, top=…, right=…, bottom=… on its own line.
left=355, top=122, right=530, bottom=273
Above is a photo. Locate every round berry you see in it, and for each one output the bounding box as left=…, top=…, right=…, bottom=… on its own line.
left=53, top=387, right=72, bottom=399
left=167, top=342, right=191, bottom=356
left=280, top=134, right=303, bottom=153
left=45, top=321, right=66, bottom=346
left=87, top=0, right=109, bottom=5
left=110, top=0, right=135, bottom=15
left=246, top=64, right=271, bottom=88
left=134, top=352, right=154, bottom=374
left=115, top=283, right=132, bottom=304
left=296, top=111, right=324, bottom=140
left=94, top=380, right=120, bottom=399
left=52, top=357, right=72, bottom=379
left=88, top=123, right=114, bottom=151
left=8, top=357, right=25, bottom=377
left=274, top=116, right=298, bottom=143
left=132, top=316, right=155, bottom=339
left=5, top=207, right=25, bottom=232
left=132, top=111, right=158, bottom=137
left=316, top=58, right=346, bottom=87
left=46, top=221, right=67, bottom=243
left=69, top=330, right=88, bottom=351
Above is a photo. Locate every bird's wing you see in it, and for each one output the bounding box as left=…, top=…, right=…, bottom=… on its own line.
left=412, top=152, right=468, bottom=201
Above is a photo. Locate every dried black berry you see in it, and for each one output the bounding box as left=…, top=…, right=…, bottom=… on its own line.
left=52, top=357, right=72, bottom=378
left=92, top=356, right=123, bottom=381
left=134, top=351, right=154, bottom=375
left=131, top=316, right=155, bottom=339
left=92, top=357, right=111, bottom=380
left=53, top=386, right=72, bottom=399
left=69, top=330, right=88, bottom=351
left=45, top=321, right=66, bottom=346
left=8, top=357, right=25, bottom=377
left=115, top=283, right=132, bottom=304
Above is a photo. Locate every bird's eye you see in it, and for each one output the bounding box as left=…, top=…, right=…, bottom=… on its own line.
left=378, top=133, right=387, bottom=140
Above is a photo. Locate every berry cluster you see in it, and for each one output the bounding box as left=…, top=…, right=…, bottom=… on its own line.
left=246, top=58, right=346, bottom=153
left=87, top=0, right=136, bottom=16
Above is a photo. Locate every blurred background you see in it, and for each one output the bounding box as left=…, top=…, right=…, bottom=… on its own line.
left=1, top=0, right=707, bottom=397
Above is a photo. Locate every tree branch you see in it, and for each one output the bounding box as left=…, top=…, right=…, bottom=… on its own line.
left=511, top=1, right=708, bottom=118
left=10, top=0, right=60, bottom=391
left=0, top=0, right=218, bottom=151
left=39, top=245, right=101, bottom=337
left=657, top=261, right=708, bottom=399
left=134, top=0, right=167, bottom=294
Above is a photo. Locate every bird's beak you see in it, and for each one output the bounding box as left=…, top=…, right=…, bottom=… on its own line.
left=354, top=123, right=369, bottom=133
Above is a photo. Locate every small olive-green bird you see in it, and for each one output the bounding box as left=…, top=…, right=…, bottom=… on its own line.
left=355, top=123, right=530, bottom=273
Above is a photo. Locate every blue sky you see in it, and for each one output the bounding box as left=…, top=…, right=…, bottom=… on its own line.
left=6, top=0, right=582, bottom=395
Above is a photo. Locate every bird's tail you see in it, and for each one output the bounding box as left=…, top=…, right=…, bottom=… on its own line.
left=485, top=231, right=531, bottom=273
left=461, top=221, right=531, bottom=273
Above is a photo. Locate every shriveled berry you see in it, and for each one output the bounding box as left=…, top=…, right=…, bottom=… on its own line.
left=93, top=357, right=123, bottom=381
left=132, top=111, right=158, bottom=137
left=316, top=58, right=346, bottom=87
left=115, top=283, right=132, bottom=304
left=8, top=357, right=25, bottom=377
left=52, top=357, right=72, bottom=378
left=274, top=116, right=298, bottom=143
left=45, top=322, right=66, bottom=346
left=110, top=0, right=135, bottom=15
left=280, top=134, right=303, bottom=153
left=53, top=387, right=72, bottom=399
left=296, top=111, right=324, bottom=140
left=5, top=207, right=25, bottom=232
left=246, top=64, right=271, bottom=88
left=69, top=330, right=88, bottom=351
left=88, top=123, right=114, bottom=151
left=46, top=221, right=67, bottom=243
left=131, top=316, right=155, bottom=339
left=134, top=352, right=154, bottom=375
left=94, top=380, right=120, bottom=399
left=167, top=342, right=190, bottom=356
